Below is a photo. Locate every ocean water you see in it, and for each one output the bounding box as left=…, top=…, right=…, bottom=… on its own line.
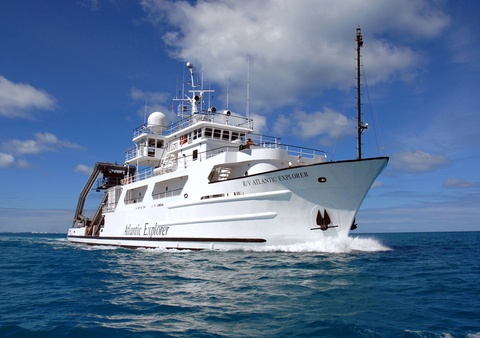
left=0, top=232, right=479, bottom=338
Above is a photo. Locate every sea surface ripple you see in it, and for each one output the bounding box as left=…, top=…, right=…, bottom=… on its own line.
left=0, top=232, right=479, bottom=337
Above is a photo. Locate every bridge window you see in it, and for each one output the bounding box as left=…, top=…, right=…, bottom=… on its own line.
left=222, top=130, right=230, bottom=141
left=193, top=128, right=200, bottom=140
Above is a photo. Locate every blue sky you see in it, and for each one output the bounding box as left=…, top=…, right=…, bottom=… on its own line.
left=1, top=0, right=479, bottom=233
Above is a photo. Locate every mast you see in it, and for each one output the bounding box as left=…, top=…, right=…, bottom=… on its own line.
left=247, top=57, right=250, bottom=119
left=173, top=62, right=214, bottom=117
left=355, top=26, right=369, bottom=159
left=356, top=26, right=363, bottom=160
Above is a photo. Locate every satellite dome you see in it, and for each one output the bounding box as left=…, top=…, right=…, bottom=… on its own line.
left=147, top=112, right=167, bottom=134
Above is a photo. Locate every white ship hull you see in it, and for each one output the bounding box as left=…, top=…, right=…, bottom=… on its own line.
left=68, top=157, right=387, bottom=250
left=68, top=50, right=388, bottom=250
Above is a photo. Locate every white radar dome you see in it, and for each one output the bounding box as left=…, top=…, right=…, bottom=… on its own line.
left=147, top=112, right=167, bottom=134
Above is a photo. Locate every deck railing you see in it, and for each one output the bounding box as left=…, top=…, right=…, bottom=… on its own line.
left=102, top=202, right=117, bottom=213
left=133, top=112, right=253, bottom=138
left=122, top=141, right=326, bottom=185
left=152, top=188, right=182, bottom=200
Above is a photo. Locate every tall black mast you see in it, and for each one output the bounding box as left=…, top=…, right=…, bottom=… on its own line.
left=356, top=26, right=366, bottom=160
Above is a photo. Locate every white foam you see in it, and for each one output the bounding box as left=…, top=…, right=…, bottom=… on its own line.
left=67, top=242, right=120, bottom=251
left=59, top=236, right=390, bottom=254
left=467, top=333, right=480, bottom=338
left=239, top=236, right=391, bottom=253
left=405, top=330, right=455, bottom=338
left=137, top=247, right=191, bottom=253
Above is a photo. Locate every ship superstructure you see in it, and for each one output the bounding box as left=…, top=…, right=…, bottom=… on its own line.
left=68, top=28, right=388, bottom=249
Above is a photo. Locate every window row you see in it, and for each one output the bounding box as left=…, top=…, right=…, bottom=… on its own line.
left=123, top=176, right=188, bottom=204
left=181, top=128, right=246, bottom=144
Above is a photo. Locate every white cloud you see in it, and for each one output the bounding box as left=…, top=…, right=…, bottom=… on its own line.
left=130, top=87, right=174, bottom=120
left=140, top=0, right=450, bottom=110
left=390, top=150, right=451, bottom=173
left=295, top=108, right=356, bottom=140
left=250, top=113, right=267, bottom=134
left=0, top=132, right=85, bottom=156
left=0, top=152, right=28, bottom=169
left=273, top=108, right=356, bottom=146
left=442, top=178, right=475, bottom=189
left=78, top=0, right=99, bottom=11
left=74, top=164, right=93, bottom=176
left=449, top=27, right=480, bottom=65
left=0, top=152, right=15, bottom=168
left=0, top=133, right=85, bottom=169
left=358, top=202, right=480, bottom=233
left=271, top=114, right=291, bottom=136
left=130, top=87, right=170, bottom=103
left=371, top=180, right=384, bottom=189
left=0, top=76, right=57, bottom=118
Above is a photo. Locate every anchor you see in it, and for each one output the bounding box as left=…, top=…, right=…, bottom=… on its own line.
left=310, top=209, right=338, bottom=231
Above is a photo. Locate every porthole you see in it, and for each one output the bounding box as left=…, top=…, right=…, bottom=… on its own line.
left=318, top=177, right=327, bottom=183
left=184, top=193, right=188, bottom=198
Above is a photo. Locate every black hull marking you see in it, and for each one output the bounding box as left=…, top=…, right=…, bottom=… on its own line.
left=67, top=235, right=266, bottom=243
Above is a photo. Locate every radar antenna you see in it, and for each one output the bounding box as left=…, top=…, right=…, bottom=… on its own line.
left=175, top=62, right=214, bottom=116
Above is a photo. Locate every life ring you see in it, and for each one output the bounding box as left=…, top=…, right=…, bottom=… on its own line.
left=181, top=136, right=187, bottom=145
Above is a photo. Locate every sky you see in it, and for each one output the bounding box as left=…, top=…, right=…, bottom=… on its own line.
left=0, top=0, right=479, bottom=233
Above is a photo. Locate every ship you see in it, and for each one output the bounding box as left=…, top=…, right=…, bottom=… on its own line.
left=67, top=27, right=388, bottom=249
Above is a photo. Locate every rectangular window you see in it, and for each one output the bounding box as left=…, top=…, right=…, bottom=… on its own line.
left=231, top=132, right=239, bottom=141
left=222, top=130, right=230, bottom=141
left=124, top=185, right=148, bottom=204
left=193, top=149, right=198, bottom=161
left=152, top=176, right=187, bottom=200
left=148, top=138, right=156, bottom=156
left=205, top=128, right=212, bottom=138
left=213, top=129, right=221, bottom=139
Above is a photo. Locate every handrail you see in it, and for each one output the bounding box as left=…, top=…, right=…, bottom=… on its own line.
left=152, top=188, right=182, bottom=200
left=260, top=142, right=327, bottom=158
left=124, top=196, right=144, bottom=204
left=133, top=112, right=253, bottom=138
left=123, top=142, right=326, bottom=185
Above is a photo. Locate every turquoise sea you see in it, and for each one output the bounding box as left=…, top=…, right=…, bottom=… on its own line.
left=0, top=232, right=479, bottom=337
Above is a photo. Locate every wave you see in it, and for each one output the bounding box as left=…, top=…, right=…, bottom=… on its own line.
left=231, top=236, right=391, bottom=253
left=52, top=233, right=390, bottom=254
left=132, top=236, right=391, bottom=254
